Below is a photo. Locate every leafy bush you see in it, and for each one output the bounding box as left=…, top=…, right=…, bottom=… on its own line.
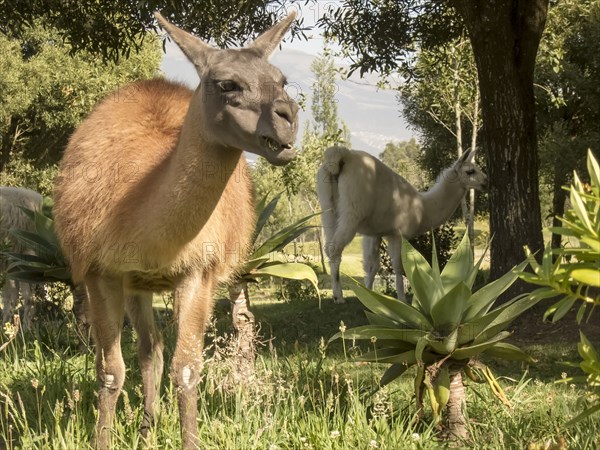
left=276, top=279, right=319, bottom=303
left=410, top=222, right=459, bottom=268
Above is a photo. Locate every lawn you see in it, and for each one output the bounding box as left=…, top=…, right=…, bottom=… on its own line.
left=0, top=289, right=598, bottom=449
left=0, top=233, right=598, bottom=449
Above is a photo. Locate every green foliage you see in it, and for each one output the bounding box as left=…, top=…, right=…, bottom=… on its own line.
left=331, top=232, right=552, bottom=425
left=275, top=278, right=319, bottom=303
left=557, top=332, right=600, bottom=426
left=378, top=138, right=425, bottom=189
left=398, top=35, right=485, bottom=211
left=2, top=0, right=306, bottom=62
left=0, top=21, right=161, bottom=193
left=318, top=1, right=461, bottom=77
left=520, top=150, right=600, bottom=425
left=235, top=194, right=320, bottom=300
left=536, top=0, right=600, bottom=229
left=521, top=150, right=600, bottom=321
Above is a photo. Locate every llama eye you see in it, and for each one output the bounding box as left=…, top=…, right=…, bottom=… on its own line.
left=217, top=80, right=239, bottom=92
left=465, top=169, right=475, bottom=175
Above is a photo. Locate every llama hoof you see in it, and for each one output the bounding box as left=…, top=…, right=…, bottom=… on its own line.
left=333, top=296, right=346, bottom=304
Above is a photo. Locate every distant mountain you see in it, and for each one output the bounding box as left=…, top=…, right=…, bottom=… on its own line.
left=160, top=42, right=415, bottom=157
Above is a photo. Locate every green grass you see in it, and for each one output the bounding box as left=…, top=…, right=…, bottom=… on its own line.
left=2, top=222, right=596, bottom=449
left=0, top=294, right=598, bottom=450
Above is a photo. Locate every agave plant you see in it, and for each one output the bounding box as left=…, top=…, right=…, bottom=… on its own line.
left=557, top=332, right=600, bottom=425
left=331, top=232, right=554, bottom=440
left=520, top=149, right=599, bottom=322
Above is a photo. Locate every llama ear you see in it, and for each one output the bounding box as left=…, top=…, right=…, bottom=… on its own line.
left=154, top=12, right=215, bottom=69
left=456, top=149, right=473, bottom=166
left=248, top=11, right=296, bottom=58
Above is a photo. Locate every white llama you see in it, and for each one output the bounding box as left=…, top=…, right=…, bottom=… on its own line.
left=317, top=146, right=487, bottom=303
left=0, top=186, right=43, bottom=328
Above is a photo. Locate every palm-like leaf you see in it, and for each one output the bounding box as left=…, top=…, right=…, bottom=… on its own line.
left=235, top=194, right=320, bottom=299
left=519, top=150, right=600, bottom=424
left=4, top=205, right=72, bottom=285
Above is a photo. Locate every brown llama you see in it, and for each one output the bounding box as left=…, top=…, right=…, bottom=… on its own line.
left=53, top=12, right=298, bottom=449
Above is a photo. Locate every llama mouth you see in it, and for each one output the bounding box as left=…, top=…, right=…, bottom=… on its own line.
left=260, top=135, right=292, bottom=153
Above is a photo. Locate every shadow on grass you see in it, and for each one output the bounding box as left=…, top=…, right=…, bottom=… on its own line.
left=247, top=294, right=370, bottom=356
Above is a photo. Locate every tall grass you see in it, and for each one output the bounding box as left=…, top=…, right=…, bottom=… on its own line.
left=0, top=295, right=597, bottom=449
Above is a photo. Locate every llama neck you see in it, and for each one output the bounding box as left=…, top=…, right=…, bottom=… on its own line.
left=416, top=168, right=466, bottom=235
left=151, top=93, right=245, bottom=245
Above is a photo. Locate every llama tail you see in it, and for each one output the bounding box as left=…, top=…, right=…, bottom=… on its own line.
left=320, top=145, right=351, bottom=176
left=317, top=146, right=350, bottom=244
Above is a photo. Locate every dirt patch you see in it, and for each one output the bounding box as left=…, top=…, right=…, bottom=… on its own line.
left=510, top=304, right=600, bottom=346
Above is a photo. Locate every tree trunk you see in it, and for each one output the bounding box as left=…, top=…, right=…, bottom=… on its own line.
left=445, top=370, right=468, bottom=441
left=70, top=283, right=91, bottom=345
left=550, top=174, right=568, bottom=253
left=468, top=189, right=475, bottom=254
left=453, top=53, right=469, bottom=233
left=0, top=118, right=18, bottom=173
left=452, top=0, right=548, bottom=292
left=468, top=89, right=480, bottom=256
left=229, top=283, right=256, bottom=377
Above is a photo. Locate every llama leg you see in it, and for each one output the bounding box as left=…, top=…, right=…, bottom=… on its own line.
left=326, top=219, right=358, bottom=304
left=387, top=236, right=407, bottom=301
left=320, top=206, right=343, bottom=303
left=362, top=236, right=381, bottom=289
left=125, top=291, right=163, bottom=438
left=84, top=274, right=126, bottom=449
left=20, top=282, right=34, bottom=330
left=2, top=279, right=19, bottom=326
left=171, top=270, right=215, bottom=450
left=71, top=283, right=91, bottom=343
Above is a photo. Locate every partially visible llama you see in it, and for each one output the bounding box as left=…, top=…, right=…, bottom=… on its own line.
left=0, top=186, right=43, bottom=327
left=317, top=146, right=487, bottom=303
left=53, top=12, right=298, bottom=449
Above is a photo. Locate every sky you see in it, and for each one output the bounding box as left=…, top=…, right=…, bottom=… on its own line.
left=159, top=20, right=414, bottom=157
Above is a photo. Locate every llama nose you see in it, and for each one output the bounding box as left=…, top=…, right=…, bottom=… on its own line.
left=275, top=106, right=292, bottom=126
left=274, top=101, right=298, bottom=127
